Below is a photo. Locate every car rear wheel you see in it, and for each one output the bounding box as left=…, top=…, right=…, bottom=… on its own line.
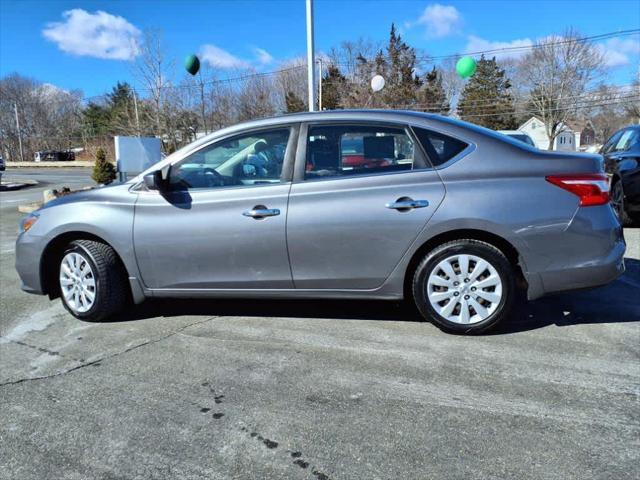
left=412, top=239, right=515, bottom=334
left=611, top=179, right=633, bottom=227
left=58, top=240, right=128, bottom=321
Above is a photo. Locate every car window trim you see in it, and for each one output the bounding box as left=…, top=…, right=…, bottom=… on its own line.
left=293, top=120, right=430, bottom=183
left=163, top=123, right=299, bottom=192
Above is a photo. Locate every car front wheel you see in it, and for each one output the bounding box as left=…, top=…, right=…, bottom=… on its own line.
left=412, top=239, right=515, bottom=334
left=58, top=239, right=128, bottom=321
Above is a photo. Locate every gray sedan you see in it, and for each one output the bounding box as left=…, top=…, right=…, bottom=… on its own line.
left=15, top=110, right=625, bottom=334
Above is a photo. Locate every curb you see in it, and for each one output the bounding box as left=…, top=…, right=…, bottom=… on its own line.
left=6, top=162, right=94, bottom=168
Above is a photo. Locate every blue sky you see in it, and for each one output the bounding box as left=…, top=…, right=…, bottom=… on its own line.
left=1, top=0, right=638, bottom=98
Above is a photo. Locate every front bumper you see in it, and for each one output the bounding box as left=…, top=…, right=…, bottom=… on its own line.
left=15, top=231, right=46, bottom=295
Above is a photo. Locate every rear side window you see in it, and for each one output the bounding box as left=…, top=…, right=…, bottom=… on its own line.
left=413, top=127, right=468, bottom=167
left=305, top=125, right=417, bottom=180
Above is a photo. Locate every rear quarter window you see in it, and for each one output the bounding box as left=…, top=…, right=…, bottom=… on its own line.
left=413, top=127, right=468, bottom=167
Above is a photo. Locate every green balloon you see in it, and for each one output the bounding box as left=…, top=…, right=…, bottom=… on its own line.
left=456, top=56, right=477, bottom=79
left=185, top=54, right=200, bottom=76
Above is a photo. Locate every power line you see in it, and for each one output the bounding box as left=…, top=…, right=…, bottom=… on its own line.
left=330, top=28, right=640, bottom=64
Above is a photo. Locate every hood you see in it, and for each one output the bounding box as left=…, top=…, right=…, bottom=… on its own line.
left=40, top=182, right=135, bottom=211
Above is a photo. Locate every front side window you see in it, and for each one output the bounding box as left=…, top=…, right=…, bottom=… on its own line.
left=305, top=125, right=417, bottom=180
left=169, top=128, right=290, bottom=190
left=412, top=127, right=468, bottom=167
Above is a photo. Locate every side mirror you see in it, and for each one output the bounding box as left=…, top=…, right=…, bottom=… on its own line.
left=143, top=170, right=166, bottom=191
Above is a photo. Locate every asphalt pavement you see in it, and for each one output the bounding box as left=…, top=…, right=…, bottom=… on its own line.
left=0, top=168, right=639, bottom=480
left=0, top=168, right=93, bottom=213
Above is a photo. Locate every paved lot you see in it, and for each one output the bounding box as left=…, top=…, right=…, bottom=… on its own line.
left=1, top=169, right=639, bottom=479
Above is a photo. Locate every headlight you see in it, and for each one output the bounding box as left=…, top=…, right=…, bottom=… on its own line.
left=20, top=212, right=40, bottom=233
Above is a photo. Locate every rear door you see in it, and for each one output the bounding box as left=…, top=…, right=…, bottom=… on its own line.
left=285, top=122, right=447, bottom=289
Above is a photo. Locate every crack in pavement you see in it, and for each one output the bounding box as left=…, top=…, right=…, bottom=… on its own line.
left=0, top=316, right=218, bottom=388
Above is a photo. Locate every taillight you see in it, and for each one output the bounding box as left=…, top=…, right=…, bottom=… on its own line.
left=545, top=174, right=610, bottom=207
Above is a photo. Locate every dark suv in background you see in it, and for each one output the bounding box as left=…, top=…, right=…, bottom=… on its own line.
left=602, top=125, right=640, bottom=226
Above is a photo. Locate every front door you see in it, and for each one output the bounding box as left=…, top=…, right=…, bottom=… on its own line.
left=286, top=123, right=448, bottom=289
left=134, top=126, right=297, bottom=290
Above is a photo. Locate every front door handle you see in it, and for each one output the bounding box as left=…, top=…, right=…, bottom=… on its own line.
left=242, top=205, right=280, bottom=219
left=385, top=198, right=429, bottom=211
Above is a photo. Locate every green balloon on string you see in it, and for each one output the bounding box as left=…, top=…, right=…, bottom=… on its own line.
left=456, top=56, right=477, bottom=79
left=185, top=54, right=200, bottom=76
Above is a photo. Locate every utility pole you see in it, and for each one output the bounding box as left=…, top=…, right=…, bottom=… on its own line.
left=306, top=0, right=316, bottom=112
left=198, top=71, right=207, bottom=135
left=318, top=57, right=323, bottom=111
left=14, top=103, right=24, bottom=162
left=132, top=90, right=141, bottom=136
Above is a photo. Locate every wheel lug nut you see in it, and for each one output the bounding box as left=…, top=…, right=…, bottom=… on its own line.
left=464, top=278, right=470, bottom=283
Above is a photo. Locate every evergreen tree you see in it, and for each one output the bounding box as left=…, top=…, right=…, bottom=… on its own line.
left=285, top=91, right=306, bottom=113
left=321, top=65, right=347, bottom=110
left=83, top=103, right=111, bottom=136
left=107, top=82, right=138, bottom=134
left=457, top=55, right=517, bottom=129
left=417, top=67, right=449, bottom=115
left=381, top=24, right=422, bottom=108
left=91, top=147, right=116, bottom=185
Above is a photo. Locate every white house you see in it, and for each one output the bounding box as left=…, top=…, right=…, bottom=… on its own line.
left=518, top=116, right=581, bottom=151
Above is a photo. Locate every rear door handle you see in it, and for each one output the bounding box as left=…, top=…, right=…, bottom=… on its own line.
left=242, top=205, right=280, bottom=219
left=385, top=199, right=429, bottom=210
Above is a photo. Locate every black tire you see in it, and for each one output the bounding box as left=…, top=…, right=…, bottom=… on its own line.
left=412, top=239, right=516, bottom=334
left=58, top=240, right=128, bottom=321
left=611, top=179, right=634, bottom=227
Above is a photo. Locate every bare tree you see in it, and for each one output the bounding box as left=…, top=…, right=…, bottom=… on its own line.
left=439, top=58, right=465, bottom=117
left=519, top=29, right=604, bottom=149
left=624, top=77, right=640, bottom=123
left=133, top=30, right=174, bottom=138
left=236, top=74, right=276, bottom=122
left=276, top=59, right=308, bottom=111
left=0, top=74, right=83, bottom=161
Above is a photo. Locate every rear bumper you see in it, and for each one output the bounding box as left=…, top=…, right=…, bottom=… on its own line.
left=525, top=205, right=626, bottom=300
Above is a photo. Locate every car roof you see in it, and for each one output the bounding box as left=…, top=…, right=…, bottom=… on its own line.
left=498, top=130, right=528, bottom=135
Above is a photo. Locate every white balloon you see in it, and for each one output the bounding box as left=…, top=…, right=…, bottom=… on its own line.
left=371, top=75, right=385, bottom=92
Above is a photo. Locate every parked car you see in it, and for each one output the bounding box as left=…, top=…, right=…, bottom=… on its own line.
left=601, top=125, right=640, bottom=226
left=15, top=111, right=625, bottom=334
left=497, top=130, right=536, bottom=147
left=34, top=150, right=75, bottom=162
left=0, top=154, right=5, bottom=183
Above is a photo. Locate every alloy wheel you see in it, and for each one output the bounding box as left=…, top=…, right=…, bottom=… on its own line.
left=59, top=252, right=96, bottom=313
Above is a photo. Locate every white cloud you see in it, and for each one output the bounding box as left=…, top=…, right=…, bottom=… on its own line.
left=199, top=44, right=250, bottom=69
left=598, top=37, right=640, bottom=67
left=412, top=4, right=461, bottom=38
left=253, top=47, right=274, bottom=65
left=464, top=35, right=534, bottom=59
left=43, top=9, right=140, bottom=60
left=200, top=44, right=277, bottom=69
